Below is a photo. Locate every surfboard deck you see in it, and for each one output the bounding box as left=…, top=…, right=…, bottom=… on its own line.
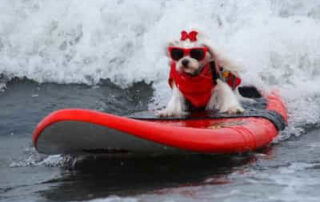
left=32, top=89, right=287, bottom=156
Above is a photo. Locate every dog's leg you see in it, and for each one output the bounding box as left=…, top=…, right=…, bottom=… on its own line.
left=206, top=88, right=219, bottom=111
left=207, top=79, right=244, bottom=114
left=157, top=84, right=188, bottom=117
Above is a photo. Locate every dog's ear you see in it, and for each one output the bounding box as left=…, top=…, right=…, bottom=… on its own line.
left=201, top=40, right=217, bottom=61
left=204, top=44, right=215, bottom=60
left=202, top=41, right=243, bottom=73
left=167, top=40, right=179, bottom=47
left=165, top=40, right=179, bottom=56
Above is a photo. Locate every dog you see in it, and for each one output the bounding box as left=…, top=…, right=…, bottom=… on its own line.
left=158, top=30, right=244, bottom=117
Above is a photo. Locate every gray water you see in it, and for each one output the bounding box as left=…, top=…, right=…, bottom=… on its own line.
left=1, top=80, right=320, bottom=202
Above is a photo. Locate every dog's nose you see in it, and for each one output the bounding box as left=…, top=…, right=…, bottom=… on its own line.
left=182, top=59, right=189, bottom=67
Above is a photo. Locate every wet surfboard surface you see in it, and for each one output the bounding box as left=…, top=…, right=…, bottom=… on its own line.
left=32, top=89, right=287, bottom=156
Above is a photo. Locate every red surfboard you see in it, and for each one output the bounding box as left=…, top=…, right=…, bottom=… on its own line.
left=32, top=88, right=287, bottom=155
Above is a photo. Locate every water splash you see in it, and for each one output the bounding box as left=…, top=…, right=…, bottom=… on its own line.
left=9, top=147, right=79, bottom=168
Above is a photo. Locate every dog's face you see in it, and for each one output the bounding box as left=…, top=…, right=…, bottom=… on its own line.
left=167, top=32, right=213, bottom=76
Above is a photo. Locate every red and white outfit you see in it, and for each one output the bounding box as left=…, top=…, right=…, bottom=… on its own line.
left=169, top=61, right=241, bottom=108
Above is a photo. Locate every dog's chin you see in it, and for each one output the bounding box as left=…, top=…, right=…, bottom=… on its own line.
left=184, top=71, right=199, bottom=77
left=182, top=66, right=203, bottom=77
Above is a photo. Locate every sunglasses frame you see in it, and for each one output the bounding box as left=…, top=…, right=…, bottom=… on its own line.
left=168, top=47, right=209, bottom=61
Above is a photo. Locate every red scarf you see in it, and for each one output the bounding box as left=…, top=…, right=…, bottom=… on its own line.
left=169, top=62, right=214, bottom=108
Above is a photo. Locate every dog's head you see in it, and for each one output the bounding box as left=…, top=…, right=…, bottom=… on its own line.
left=167, top=30, right=214, bottom=76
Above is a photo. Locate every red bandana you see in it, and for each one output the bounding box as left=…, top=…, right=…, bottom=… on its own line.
left=169, top=62, right=214, bottom=108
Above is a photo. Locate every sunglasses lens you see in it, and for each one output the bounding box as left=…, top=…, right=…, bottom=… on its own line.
left=190, top=49, right=205, bottom=60
left=170, top=48, right=184, bottom=61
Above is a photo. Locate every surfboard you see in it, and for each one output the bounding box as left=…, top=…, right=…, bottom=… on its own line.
left=32, top=87, right=287, bottom=155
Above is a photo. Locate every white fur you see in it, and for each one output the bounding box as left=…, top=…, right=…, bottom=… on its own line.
left=206, top=79, right=244, bottom=114
left=175, top=56, right=199, bottom=74
left=157, top=83, right=188, bottom=117
left=158, top=30, right=245, bottom=117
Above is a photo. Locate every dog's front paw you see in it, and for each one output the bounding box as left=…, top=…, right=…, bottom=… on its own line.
left=157, top=108, right=188, bottom=117
left=223, top=106, right=245, bottom=114
left=156, top=109, right=173, bottom=117
left=205, top=100, right=216, bottom=111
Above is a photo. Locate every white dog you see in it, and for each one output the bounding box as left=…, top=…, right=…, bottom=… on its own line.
left=158, top=30, right=244, bottom=117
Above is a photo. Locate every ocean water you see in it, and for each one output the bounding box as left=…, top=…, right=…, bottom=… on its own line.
left=1, top=0, right=320, bottom=201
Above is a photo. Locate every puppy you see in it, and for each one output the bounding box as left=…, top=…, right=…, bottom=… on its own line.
left=158, top=30, right=244, bottom=117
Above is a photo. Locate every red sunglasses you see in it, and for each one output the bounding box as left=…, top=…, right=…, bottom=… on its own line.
left=168, top=47, right=208, bottom=61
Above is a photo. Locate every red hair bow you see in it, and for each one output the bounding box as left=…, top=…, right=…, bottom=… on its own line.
left=180, top=30, right=198, bottom=42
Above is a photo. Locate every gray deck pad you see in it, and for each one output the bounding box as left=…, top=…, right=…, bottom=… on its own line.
left=129, top=98, right=286, bottom=131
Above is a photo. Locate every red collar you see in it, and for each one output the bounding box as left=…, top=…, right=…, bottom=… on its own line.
left=169, top=62, right=214, bottom=108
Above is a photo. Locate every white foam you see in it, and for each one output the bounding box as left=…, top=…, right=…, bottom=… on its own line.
left=1, top=0, right=320, bottom=137
left=0, top=82, right=5, bottom=92
left=9, top=147, right=78, bottom=168
left=90, top=196, right=138, bottom=202
left=10, top=154, right=63, bottom=167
